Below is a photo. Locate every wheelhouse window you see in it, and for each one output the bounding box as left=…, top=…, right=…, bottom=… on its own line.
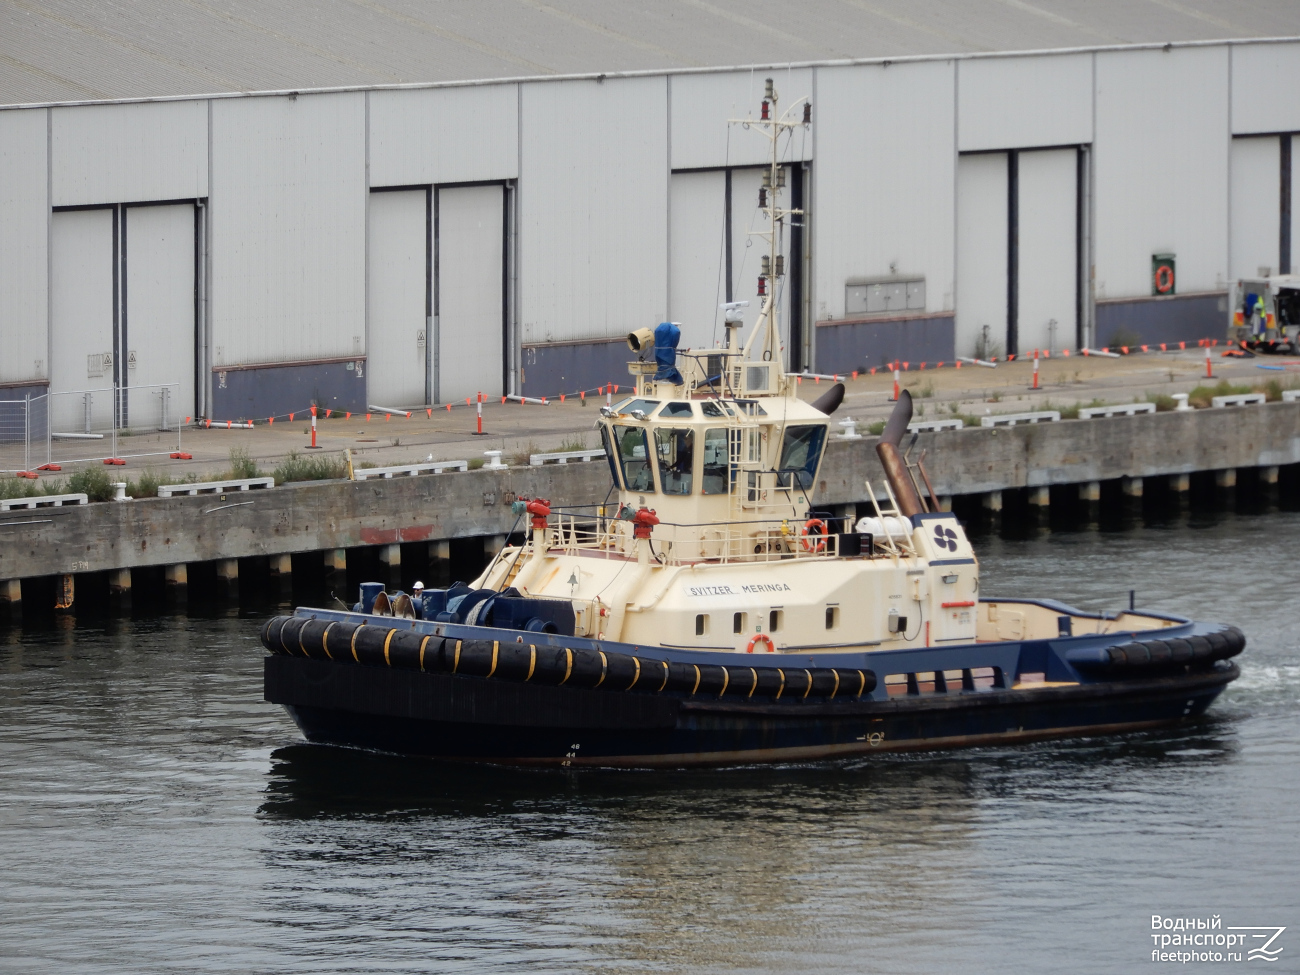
left=701, top=428, right=730, bottom=495
left=778, top=424, right=827, bottom=489
left=659, top=402, right=694, bottom=418
left=654, top=428, right=694, bottom=495
left=616, top=426, right=655, bottom=492
left=619, top=398, right=660, bottom=418
left=599, top=425, right=622, bottom=488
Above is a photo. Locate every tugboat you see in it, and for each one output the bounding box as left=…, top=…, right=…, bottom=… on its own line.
left=262, top=83, right=1244, bottom=767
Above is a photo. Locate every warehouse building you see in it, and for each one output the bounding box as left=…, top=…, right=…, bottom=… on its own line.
left=2, top=1, right=1300, bottom=424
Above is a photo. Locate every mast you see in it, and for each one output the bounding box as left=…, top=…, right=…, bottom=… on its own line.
left=732, top=79, right=812, bottom=377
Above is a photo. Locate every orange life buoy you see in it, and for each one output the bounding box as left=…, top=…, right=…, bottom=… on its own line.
left=1154, top=264, right=1174, bottom=294
left=746, top=633, right=775, bottom=653
left=800, top=518, right=828, bottom=552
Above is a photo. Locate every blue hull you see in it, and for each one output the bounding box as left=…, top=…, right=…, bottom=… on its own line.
left=263, top=602, right=1241, bottom=767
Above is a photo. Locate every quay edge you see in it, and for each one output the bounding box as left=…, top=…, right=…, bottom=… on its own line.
left=1, top=401, right=1298, bottom=603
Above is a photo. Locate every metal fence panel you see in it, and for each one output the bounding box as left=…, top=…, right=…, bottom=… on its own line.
left=0, top=394, right=46, bottom=472
left=47, top=383, right=181, bottom=466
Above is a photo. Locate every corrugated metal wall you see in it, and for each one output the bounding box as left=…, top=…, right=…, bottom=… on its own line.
left=8, top=40, right=1300, bottom=404
left=958, top=53, right=1092, bottom=152
left=1229, top=136, right=1280, bottom=281
left=0, top=107, right=48, bottom=386
left=1232, top=42, right=1300, bottom=135
left=813, top=61, right=956, bottom=323
left=51, top=101, right=207, bottom=208
left=1094, top=47, right=1230, bottom=300
left=369, top=85, right=518, bottom=187
left=210, top=92, right=366, bottom=367
left=519, top=77, right=667, bottom=345
left=670, top=69, right=813, bottom=170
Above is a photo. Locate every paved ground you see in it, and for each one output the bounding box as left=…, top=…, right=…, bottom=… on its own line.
left=5, top=347, right=1299, bottom=485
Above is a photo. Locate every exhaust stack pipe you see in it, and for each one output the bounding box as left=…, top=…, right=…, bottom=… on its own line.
left=875, top=390, right=925, bottom=517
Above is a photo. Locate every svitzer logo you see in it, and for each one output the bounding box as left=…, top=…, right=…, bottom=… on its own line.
left=933, top=524, right=959, bottom=552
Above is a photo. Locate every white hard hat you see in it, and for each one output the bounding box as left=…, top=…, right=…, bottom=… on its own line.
left=412, top=581, right=425, bottom=591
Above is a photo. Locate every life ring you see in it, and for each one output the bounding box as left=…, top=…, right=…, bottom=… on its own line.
left=746, top=633, right=776, bottom=654
left=801, top=518, right=828, bottom=552
left=1154, top=264, right=1174, bottom=294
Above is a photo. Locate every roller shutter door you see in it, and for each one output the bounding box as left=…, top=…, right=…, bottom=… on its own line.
left=367, top=188, right=429, bottom=407
left=437, top=185, right=505, bottom=402
left=955, top=153, right=1008, bottom=358
left=50, top=209, right=115, bottom=431
left=729, top=167, right=791, bottom=349
left=125, top=203, right=195, bottom=426
left=669, top=170, right=727, bottom=351
left=1018, top=149, right=1077, bottom=353
left=1230, top=136, right=1281, bottom=280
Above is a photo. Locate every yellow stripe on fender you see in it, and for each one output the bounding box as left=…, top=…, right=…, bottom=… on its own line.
left=418, top=635, right=430, bottom=671
left=594, top=651, right=607, bottom=687
left=627, top=657, right=641, bottom=690
left=452, top=640, right=462, bottom=673
left=383, top=629, right=395, bottom=667
left=775, top=669, right=785, bottom=700
left=558, top=648, right=574, bottom=685
left=351, top=627, right=361, bottom=663
left=717, top=667, right=730, bottom=698
left=321, top=621, right=335, bottom=660
left=486, top=641, right=499, bottom=678
left=525, top=645, right=536, bottom=681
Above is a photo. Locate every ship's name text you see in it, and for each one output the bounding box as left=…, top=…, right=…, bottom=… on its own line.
left=685, top=583, right=793, bottom=597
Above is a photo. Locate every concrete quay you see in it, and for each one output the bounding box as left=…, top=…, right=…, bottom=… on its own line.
left=1, top=399, right=1298, bottom=615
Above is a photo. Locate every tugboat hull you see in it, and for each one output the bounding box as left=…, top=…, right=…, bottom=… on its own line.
left=265, top=651, right=1237, bottom=768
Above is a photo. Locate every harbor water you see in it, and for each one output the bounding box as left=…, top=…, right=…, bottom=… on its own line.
left=2, top=513, right=1297, bottom=973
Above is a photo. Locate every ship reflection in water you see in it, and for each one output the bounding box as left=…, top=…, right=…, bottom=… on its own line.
left=1, top=514, right=1297, bottom=973
left=256, top=723, right=1244, bottom=972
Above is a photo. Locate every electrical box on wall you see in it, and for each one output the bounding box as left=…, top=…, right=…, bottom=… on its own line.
left=1152, top=254, right=1176, bottom=296
left=845, top=279, right=926, bottom=316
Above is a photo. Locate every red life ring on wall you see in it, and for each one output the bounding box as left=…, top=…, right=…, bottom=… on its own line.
left=1154, top=264, right=1174, bottom=294
left=746, top=633, right=776, bottom=653
left=800, top=518, right=828, bottom=552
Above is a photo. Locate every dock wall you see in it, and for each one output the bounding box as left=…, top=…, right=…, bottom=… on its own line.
left=2, top=402, right=1298, bottom=607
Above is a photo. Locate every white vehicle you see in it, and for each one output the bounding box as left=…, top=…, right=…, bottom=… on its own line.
left=1228, top=274, right=1300, bottom=352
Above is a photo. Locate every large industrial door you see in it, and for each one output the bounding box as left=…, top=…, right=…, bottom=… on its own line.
left=50, top=209, right=116, bottom=431
left=955, top=153, right=1008, bottom=359
left=367, top=188, right=429, bottom=407
left=51, top=204, right=197, bottom=431
left=669, top=170, right=727, bottom=351
left=125, top=203, right=195, bottom=426
left=956, top=149, right=1078, bottom=357
left=729, top=167, right=792, bottom=352
left=1230, top=136, right=1282, bottom=280
left=1017, top=149, right=1077, bottom=353
left=436, top=185, right=505, bottom=402
left=667, top=167, right=798, bottom=360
